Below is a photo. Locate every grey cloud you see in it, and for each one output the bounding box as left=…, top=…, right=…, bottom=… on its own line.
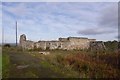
left=77, top=3, right=118, bottom=36
left=99, top=3, right=118, bottom=29
left=77, top=28, right=115, bottom=35
left=115, top=35, right=120, bottom=41
left=118, top=33, right=120, bottom=39
left=118, top=2, right=120, bottom=28
left=118, top=35, right=120, bottom=38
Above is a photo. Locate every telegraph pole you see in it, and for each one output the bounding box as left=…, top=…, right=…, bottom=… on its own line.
left=16, top=21, right=17, bottom=46
left=2, top=26, right=4, bottom=46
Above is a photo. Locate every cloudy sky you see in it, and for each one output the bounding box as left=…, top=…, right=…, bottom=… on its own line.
left=2, top=2, right=118, bottom=43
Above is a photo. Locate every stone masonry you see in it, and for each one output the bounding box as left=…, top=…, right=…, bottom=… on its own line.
left=19, top=34, right=105, bottom=50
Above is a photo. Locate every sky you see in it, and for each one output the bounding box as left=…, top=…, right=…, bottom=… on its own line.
left=1, top=2, right=119, bottom=43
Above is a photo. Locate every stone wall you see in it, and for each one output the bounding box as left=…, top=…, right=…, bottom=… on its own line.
left=89, top=41, right=106, bottom=51
left=19, top=34, right=106, bottom=50
left=24, top=40, right=34, bottom=50
left=35, top=41, right=46, bottom=50
left=59, top=38, right=68, bottom=41
left=46, top=41, right=60, bottom=50
left=19, top=34, right=26, bottom=49
left=19, top=34, right=34, bottom=50
left=67, top=37, right=90, bottom=50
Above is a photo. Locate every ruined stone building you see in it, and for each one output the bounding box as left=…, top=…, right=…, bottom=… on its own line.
left=19, top=34, right=106, bottom=50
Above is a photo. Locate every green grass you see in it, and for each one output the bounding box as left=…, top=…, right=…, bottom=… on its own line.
left=2, top=53, right=10, bottom=78
left=2, top=47, right=120, bottom=78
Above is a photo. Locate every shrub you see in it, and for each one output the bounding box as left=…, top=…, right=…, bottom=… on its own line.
left=4, top=44, right=11, bottom=47
left=46, top=47, right=50, bottom=50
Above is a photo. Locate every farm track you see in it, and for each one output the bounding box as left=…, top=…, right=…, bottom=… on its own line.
left=5, top=51, right=64, bottom=78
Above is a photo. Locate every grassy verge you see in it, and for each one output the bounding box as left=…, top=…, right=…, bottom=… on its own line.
left=2, top=53, right=10, bottom=78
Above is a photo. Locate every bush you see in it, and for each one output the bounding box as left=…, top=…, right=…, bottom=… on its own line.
left=4, top=44, right=11, bottom=47
left=46, top=47, right=50, bottom=50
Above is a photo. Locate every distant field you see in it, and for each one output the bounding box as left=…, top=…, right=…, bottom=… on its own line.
left=2, top=46, right=120, bottom=78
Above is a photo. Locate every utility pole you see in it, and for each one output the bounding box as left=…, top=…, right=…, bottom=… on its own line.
left=16, top=21, right=17, bottom=46
left=2, top=26, right=4, bottom=46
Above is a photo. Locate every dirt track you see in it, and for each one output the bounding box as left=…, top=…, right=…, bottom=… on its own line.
left=6, top=51, right=64, bottom=78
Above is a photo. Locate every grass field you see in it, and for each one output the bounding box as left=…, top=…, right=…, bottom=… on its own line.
left=2, top=46, right=120, bottom=78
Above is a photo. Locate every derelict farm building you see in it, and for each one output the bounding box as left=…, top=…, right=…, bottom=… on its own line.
left=19, top=34, right=105, bottom=50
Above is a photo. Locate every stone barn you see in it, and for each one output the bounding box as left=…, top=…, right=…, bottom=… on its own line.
left=19, top=34, right=105, bottom=50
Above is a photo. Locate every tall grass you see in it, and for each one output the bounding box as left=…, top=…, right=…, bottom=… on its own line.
left=37, top=49, right=120, bottom=78
left=2, top=46, right=120, bottom=78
